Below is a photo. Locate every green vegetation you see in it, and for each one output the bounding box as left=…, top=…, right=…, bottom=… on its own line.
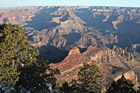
left=0, top=23, right=59, bottom=92
left=0, top=23, right=38, bottom=86
left=0, top=23, right=139, bottom=92
left=59, top=63, right=104, bottom=93
left=16, top=57, right=60, bottom=92
left=75, top=63, right=104, bottom=93
left=107, top=75, right=136, bottom=93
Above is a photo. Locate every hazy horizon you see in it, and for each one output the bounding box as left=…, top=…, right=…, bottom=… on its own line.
left=0, top=0, right=140, bottom=8
left=1, top=5, right=140, bottom=9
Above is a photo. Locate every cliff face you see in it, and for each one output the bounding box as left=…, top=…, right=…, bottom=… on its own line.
left=1, top=6, right=140, bottom=86
left=132, top=44, right=140, bottom=53
left=50, top=46, right=140, bottom=87
left=1, top=6, right=140, bottom=53
left=114, top=70, right=139, bottom=88
left=50, top=46, right=91, bottom=82
left=68, top=46, right=81, bottom=55
left=0, top=7, right=41, bottom=25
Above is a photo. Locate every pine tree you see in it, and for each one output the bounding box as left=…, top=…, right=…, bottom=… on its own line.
left=0, top=23, right=39, bottom=89
left=71, top=63, right=104, bottom=93
left=137, top=86, right=140, bottom=93
left=57, top=81, right=73, bottom=93
left=16, top=57, right=60, bottom=92
left=107, top=75, right=136, bottom=93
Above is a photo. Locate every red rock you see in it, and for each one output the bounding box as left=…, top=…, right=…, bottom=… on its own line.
left=68, top=46, right=81, bottom=55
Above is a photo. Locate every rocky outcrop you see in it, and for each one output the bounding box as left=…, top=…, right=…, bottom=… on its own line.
left=1, top=6, right=140, bottom=51
left=112, top=15, right=124, bottom=30
left=111, top=45, right=134, bottom=62
left=83, top=46, right=106, bottom=61
left=0, top=6, right=41, bottom=24
left=114, top=70, right=139, bottom=88
left=131, top=44, right=140, bottom=53
left=1, top=6, right=140, bottom=87
left=50, top=46, right=91, bottom=82
left=50, top=46, right=140, bottom=87
left=68, top=46, right=81, bottom=55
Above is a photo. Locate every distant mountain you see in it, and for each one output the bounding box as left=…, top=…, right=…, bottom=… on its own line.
left=0, top=6, right=140, bottom=49
left=0, top=6, right=140, bottom=60
left=1, top=6, right=140, bottom=88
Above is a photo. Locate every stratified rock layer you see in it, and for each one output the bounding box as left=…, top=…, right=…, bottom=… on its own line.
left=1, top=6, right=140, bottom=52
left=50, top=46, right=140, bottom=87
left=114, top=70, right=139, bottom=88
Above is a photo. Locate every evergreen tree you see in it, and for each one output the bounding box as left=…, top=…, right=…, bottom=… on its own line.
left=107, top=75, right=136, bottom=93
left=0, top=23, right=38, bottom=90
left=137, top=86, right=140, bottom=93
left=57, top=81, right=73, bottom=93
left=16, top=57, right=60, bottom=92
left=71, top=63, right=104, bottom=93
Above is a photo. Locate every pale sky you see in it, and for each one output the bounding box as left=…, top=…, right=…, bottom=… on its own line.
left=0, top=0, right=140, bottom=7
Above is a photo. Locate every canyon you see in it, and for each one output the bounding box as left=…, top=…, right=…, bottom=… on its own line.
left=0, top=6, right=140, bottom=51
left=50, top=46, right=140, bottom=87
left=1, top=6, right=140, bottom=86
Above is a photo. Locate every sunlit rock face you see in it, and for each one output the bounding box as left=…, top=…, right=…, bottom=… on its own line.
left=50, top=46, right=140, bottom=87
left=1, top=6, right=140, bottom=87
left=114, top=70, right=139, bottom=88
left=1, top=6, right=140, bottom=51
left=68, top=46, right=81, bottom=55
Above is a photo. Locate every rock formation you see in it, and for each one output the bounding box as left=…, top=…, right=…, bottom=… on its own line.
left=114, top=70, right=139, bottom=88
left=68, top=46, right=81, bottom=55
left=1, top=6, right=140, bottom=87
left=1, top=6, right=140, bottom=52
left=50, top=46, right=140, bottom=87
